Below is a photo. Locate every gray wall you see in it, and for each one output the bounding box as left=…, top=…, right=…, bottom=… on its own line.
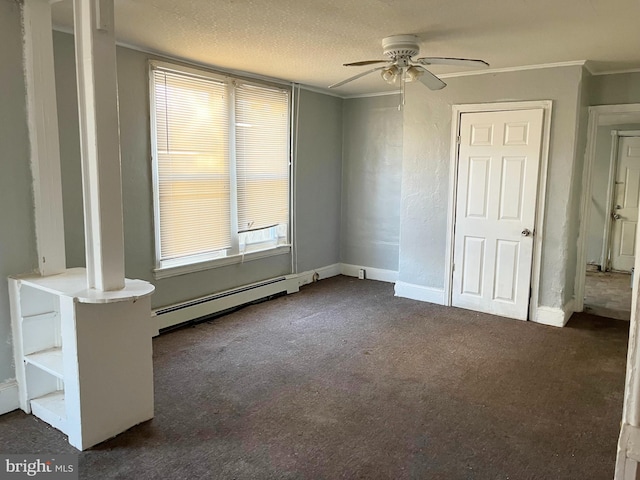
left=590, top=72, right=640, bottom=106
left=52, top=32, right=342, bottom=309
left=399, top=66, right=584, bottom=309
left=0, top=0, right=38, bottom=383
left=587, top=123, right=640, bottom=265
left=341, top=95, right=403, bottom=271
left=54, top=32, right=84, bottom=267
left=295, top=89, right=343, bottom=272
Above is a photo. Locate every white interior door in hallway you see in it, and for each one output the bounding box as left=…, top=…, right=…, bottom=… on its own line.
left=610, top=136, right=640, bottom=272
left=452, top=109, right=544, bottom=320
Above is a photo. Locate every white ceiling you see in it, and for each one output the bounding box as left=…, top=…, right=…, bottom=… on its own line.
left=52, top=0, right=640, bottom=97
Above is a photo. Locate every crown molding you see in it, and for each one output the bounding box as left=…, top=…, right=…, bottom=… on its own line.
left=590, top=67, right=640, bottom=76
left=296, top=84, right=343, bottom=98
left=343, top=90, right=400, bottom=99
left=342, top=61, right=590, bottom=98
left=438, top=60, right=588, bottom=79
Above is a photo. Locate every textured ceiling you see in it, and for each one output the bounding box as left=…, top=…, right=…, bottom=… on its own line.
left=51, top=0, right=640, bottom=96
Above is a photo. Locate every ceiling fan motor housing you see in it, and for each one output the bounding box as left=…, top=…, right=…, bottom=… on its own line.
left=382, top=34, right=420, bottom=61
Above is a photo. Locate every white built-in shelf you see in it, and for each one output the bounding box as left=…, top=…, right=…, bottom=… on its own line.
left=31, top=391, right=66, bottom=431
left=13, top=267, right=155, bottom=304
left=25, top=348, right=63, bottom=379
left=10, top=268, right=155, bottom=450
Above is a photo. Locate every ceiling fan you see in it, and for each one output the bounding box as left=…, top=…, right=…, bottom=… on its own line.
left=329, top=34, right=489, bottom=104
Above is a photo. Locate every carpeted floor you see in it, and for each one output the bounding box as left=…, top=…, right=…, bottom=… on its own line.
left=0, top=276, right=630, bottom=479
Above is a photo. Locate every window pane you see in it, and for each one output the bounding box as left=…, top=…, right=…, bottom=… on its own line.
left=152, top=69, right=232, bottom=260
left=235, top=83, right=289, bottom=234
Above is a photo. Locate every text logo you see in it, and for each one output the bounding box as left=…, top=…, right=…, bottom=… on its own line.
left=0, top=455, right=77, bottom=480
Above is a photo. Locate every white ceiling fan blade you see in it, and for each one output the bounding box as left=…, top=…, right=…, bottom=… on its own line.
left=414, top=66, right=447, bottom=90
left=328, top=66, right=387, bottom=89
left=416, top=57, right=489, bottom=68
left=344, top=60, right=388, bottom=67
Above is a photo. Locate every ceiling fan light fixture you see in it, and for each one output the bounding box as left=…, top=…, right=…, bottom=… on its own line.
left=405, top=66, right=423, bottom=83
left=329, top=34, right=488, bottom=95
left=381, top=65, right=400, bottom=84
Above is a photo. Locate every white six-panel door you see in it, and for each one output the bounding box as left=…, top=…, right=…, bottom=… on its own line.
left=452, top=109, right=544, bottom=320
left=610, top=136, right=640, bottom=272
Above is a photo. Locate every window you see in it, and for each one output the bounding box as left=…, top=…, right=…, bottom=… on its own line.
left=150, top=62, right=291, bottom=275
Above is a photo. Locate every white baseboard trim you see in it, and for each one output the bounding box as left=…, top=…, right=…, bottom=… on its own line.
left=317, top=263, right=342, bottom=279
left=394, top=281, right=446, bottom=305
left=291, top=270, right=316, bottom=289
left=340, top=264, right=398, bottom=283
left=533, top=299, right=575, bottom=327
left=293, top=263, right=342, bottom=288
left=0, top=380, right=19, bottom=415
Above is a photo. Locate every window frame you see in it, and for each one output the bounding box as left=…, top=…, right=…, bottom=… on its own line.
left=148, top=60, right=292, bottom=279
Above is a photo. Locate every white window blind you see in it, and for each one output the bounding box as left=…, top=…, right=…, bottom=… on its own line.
left=235, top=83, right=290, bottom=233
left=153, top=69, right=231, bottom=261
left=150, top=62, right=291, bottom=272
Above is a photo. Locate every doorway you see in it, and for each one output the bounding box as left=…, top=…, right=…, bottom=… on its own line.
left=444, top=101, right=552, bottom=322
left=585, top=133, right=640, bottom=319
left=609, top=134, right=640, bottom=271
left=576, top=104, right=640, bottom=321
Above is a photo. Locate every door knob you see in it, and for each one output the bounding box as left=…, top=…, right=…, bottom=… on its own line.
left=613, top=213, right=621, bottom=220
left=521, top=228, right=532, bottom=237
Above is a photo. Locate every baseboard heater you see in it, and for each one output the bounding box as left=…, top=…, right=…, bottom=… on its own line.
left=154, top=275, right=298, bottom=331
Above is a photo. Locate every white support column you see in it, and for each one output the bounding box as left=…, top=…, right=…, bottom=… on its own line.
left=23, top=0, right=66, bottom=276
left=73, top=0, right=125, bottom=291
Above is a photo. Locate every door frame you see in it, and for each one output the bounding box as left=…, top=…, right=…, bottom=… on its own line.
left=602, top=130, right=640, bottom=271
left=575, top=104, right=640, bottom=313
left=444, top=101, right=553, bottom=322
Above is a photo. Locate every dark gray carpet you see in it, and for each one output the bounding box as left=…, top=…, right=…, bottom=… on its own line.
left=0, top=276, right=629, bottom=479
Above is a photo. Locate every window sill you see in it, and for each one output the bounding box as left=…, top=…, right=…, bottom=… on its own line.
left=154, top=245, right=291, bottom=280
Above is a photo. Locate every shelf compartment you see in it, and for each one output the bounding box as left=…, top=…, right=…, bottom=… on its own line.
left=22, top=311, right=58, bottom=323
left=18, top=286, right=59, bottom=318
left=31, top=390, right=67, bottom=432
left=22, top=311, right=60, bottom=355
left=25, top=347, right=63, bottom=379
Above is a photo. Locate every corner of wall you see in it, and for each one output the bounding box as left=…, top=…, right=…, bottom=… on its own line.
left=292, top=264, right=342, bottom=288
left=341, top=264, right=398, bottom=283
left=532, top=298, right=575, bottom=328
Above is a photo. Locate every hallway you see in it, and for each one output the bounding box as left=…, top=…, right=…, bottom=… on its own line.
left=584, top=269, right=632, bottom=321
